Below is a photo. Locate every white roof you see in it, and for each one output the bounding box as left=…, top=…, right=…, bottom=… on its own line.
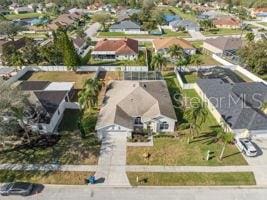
left=44, top=82, right=74, bottom=91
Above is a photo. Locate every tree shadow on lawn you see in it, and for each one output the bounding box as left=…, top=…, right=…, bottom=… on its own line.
left=190, top=131, right=217, bottom=144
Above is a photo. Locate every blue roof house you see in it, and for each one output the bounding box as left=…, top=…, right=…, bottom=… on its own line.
left=164, top=14, right=181, bottom=24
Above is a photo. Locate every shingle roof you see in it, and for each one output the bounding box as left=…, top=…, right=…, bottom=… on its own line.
left=96, top=80, right=177, bottom=130
left=93, top=38, right=138, bottom=55
left=110, top=20, right=140, bottom=30
left=72, top=37, right=86, bottom=48
left=197, top=79, right=267, bottom=131
left=204, top=37, right=242, bottom=51
left=19, top=81, right=51, bottom=91
left=169, top=19, right=200, bottom=29
left=153, top=37, right=195, bottom=51
left=213, top=17, right=240, bottom=26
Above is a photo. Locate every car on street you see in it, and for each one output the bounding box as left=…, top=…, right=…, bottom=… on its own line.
left=0, top=182, right=33, bottom=196
left=236, top=138, right=258, bottom=157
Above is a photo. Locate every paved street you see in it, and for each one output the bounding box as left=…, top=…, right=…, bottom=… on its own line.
left=188, top=30, right=206, bottom=40
left=2, top=186, right=267, bottom=200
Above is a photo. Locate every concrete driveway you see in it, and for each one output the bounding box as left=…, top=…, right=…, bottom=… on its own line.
left=94, top=132, right=130, bottom=186
left=245, top=138, right=267, bottom=166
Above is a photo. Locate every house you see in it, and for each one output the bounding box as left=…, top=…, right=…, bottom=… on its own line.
left=256, top=12, right=267, bottom=22
left=164, top=14, right=181, bottom=25
left=14, top=6, right=34, bottom=14
left=95, top=80, right=177, bottom=140
left=213, top=17, right=241, bottom=29
left=47, top=12, right=83, bottom=30
left=251, top=7, right=267, bottom=18
left=203, top=37, right=242, bottom=56
left=0, top=8, right=10, bottom=15
left=91, top=38, right=138, bottom=60
left=169, top=19, right=200, bottom=31
left=153, top=37, right=196, bottom=55
left=109, top=20, right=141, bottom=33
left=198, top=10, right=224, bottom=20
left=16, top=81, right=78, bottom=134
left=196, top=79, right=267, bottom=138
left=72, top=37, right=87, bottom=55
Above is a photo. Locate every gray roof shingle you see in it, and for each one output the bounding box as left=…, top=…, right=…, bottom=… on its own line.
left=110, top=20, right=140, bottom=30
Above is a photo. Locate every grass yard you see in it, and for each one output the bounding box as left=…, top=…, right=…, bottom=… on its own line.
left=20, top=71, right=95, bottom=89
left=5, top=12, right=43, bottom=20
left=260, top=74, right=267, bottom=81
left=202, top=29, right=243, bottom=36
left=181, top=72, right=198, bottom=83
left=194, top=54, right=221, bottom=66
left=191, top=40, right=203, bottom=48
left=127, top=172, right=256, bottom=186
left=162, top=29, right=190, bottom=37
left=127, top=72, right=247, bottom=166
left=169, top=7, right=197, bottom=22
left=0, top=170, right=94, bottom=185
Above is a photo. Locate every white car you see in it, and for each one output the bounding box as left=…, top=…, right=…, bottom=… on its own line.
left=236, top=138, right=258, bottom=157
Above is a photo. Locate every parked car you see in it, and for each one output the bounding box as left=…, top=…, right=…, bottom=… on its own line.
left=236, top=138, right=258, bottom=157
left=0, top=182, right=33, bottom=196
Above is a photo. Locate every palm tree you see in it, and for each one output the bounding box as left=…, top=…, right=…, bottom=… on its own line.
left=190, top=54, right=203, bottom=68
left=185, top=101, right=208, bottom=143
left=167, top=44, right=185, bottom=61
left=176, top=55, right=189, bottom=72
left=216, top=130, right=234, bottom=160
left=151, top=53, right=168, bottom=71
left=78, top=78, right=101, bottom=111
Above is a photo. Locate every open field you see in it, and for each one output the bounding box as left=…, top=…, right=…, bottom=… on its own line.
left=19, top=71, right=96, bottom=89
left=202, top=29, right=243, bottom=36
left=0, top=170, right=94, bottom=185
left=127, top=172, right=256, bottom=186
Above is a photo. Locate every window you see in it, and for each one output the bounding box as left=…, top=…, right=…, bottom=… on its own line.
left=134, top=117, right=142, bottom=124
left=160, top=122, right=169, bottom=130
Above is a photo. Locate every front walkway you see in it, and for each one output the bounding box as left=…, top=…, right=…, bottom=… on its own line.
left=94, top=132, right=130, bottom=186
left=188, top=30, right=206, bottom=40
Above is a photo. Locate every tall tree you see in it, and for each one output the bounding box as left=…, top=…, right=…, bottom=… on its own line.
left=168, top=44, right=185, bottom=61
left=245, top=32, right=255, bottom=43
left=151, top=53, right=168, bottom=71
left=216, top=130, right=234, bottom=160
left=92, top=12, right=111, bottom=30
left=190, top=54, right=203, bottom=67
left=0, top=21, right=25, bottom=41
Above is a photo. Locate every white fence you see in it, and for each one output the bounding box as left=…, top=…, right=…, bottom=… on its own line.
left=125, top=31, right=149, bottom=34
left=77, top=65, right=148, bottom=72
left=174, top=68, right=196, bottom=90
left=212, top=53, right=267, bottom=85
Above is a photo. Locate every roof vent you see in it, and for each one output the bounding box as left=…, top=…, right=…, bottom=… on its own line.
left=143, top=84, right=147, bottom=88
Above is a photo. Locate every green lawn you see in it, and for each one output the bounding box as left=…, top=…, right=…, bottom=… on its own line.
left=260, top=74, right=267, bottom=81
left=181, top=72, right=198, bottom=83
left=5, top=12, right=43, bottom=20
left=202, top=29, right=243, bottom=36
left=127, top=172, right=256, bottom=186
left=127, top=73, right=247, bottom=166
left=191, top=40, right=203, bottom=48
left=0, top=170, right=94, bottom=185
left=162, top=29, right=190, bottom=37
left=191, top=53, right=220, bottom=66
left=20, top=71, right=96, bottom=89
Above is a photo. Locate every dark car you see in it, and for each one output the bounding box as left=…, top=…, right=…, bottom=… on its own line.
left=0, top=182, right=33, bottom=196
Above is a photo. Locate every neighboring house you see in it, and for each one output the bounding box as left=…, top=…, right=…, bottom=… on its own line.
left=213, top=17, right=241, bottom=29
left=153, top=37, right=196, bottom=55
left=96, top=80, right=177, bottom=140
left=14, top=6, right=34, bottom=14
left=203, top=37, right=242, bottom=56
left=47, top=12, right=83, bottom=30
left=198, top=10, right=224, bottom=20
left=109, top=20, right=141, bottom=33
left=196, top=79, right=267, bottom=138
left=16, top=81, right=78, bottom=134
left=251, top=7, right=267, bottom=18
left=0, top=8, right=10, bottom=15
left=91, top=38, right=138, bottom=60
left=72, top=37, right=87, bottom=55
left=164, top=14, right=181, bottom=25
left=256, top=12, right=267, bottom=22
left=169, top=19, right=200, bottom=31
